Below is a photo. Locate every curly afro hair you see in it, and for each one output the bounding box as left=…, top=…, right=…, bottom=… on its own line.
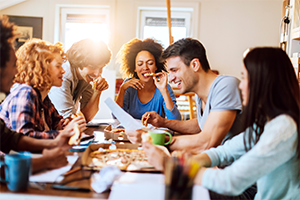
left=116, top=38, right=166, bottom=78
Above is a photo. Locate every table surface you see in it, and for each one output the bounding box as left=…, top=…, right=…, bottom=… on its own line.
left=0, top=126, right=114, bottom=199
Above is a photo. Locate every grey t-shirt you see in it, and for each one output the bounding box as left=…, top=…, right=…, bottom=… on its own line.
left=49, top=61, right=93, bottom=118
left=196, top=75, right=243, bottom=143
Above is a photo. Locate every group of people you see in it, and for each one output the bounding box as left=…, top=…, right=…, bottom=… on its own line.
left=0, top=14, right=299, bottom=199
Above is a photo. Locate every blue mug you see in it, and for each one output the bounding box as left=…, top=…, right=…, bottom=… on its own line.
left=0, top=152, right=31, bottom=191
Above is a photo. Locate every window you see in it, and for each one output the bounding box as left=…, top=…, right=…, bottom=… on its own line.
left=139, top=8, right=192, bottom=48
left=59, top=7, right=110, bottom=50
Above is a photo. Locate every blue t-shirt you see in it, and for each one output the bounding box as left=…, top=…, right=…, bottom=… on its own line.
left=122, top=83, right=181, bottom=120
left=196, top=75, right=243, bottom=143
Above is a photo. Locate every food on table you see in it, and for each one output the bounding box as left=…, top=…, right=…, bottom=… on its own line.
left=90, top=149, right=148, bottom=170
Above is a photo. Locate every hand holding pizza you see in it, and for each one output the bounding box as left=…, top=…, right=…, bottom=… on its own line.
left=141, top=111, right=165, bottom=127
left=91, top=76, right=109, bottom=92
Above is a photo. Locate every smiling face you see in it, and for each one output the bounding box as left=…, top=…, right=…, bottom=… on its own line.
left=48, top=53, right=65, bottom=87
left=77, top=64, right=105, bottom=83
left=239, top=64, right=249, bottom=106
left=0, top=47, right=17, bottom=93
left=166, top=56, right=196, bottom=94
left=135, top=50, right=157, bottom=82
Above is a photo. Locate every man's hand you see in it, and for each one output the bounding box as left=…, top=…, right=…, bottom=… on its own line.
left=142, top=142, right=170, bottom=171
left=125, top=128, right=148, bottom=144
left=92, top=76, right=109, bottom=92
left=54, top=116, right=86, bottom=150
left=31, top=147, right=69, bottom=173
left=141, top=111, right=165, bottom=127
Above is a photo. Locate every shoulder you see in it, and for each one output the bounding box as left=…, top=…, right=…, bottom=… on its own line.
left=267, top=115, right=297, bottom=133
left=62, top=61, right=75, bottom=80
left=214, top=75, right=240, bottom=88
left=10, top=84, right=37, bottom=98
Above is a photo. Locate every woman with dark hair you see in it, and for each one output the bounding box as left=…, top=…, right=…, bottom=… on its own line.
left=143, top=47, right=299, bottom=199
left=115, top=38, right=181, bottom=120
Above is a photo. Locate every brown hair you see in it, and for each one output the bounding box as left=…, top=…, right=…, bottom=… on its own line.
left=116, top=38, right=166, bottom=78
left=14, top=39, right=66, bottom=91
left=67, top=38, right=112, bottom=70
left=0, top=15, right=16, bottom=68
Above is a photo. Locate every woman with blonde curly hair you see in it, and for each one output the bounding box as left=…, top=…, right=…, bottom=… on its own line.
left=48, top=38, right=112, bottom=122
left=115, top=38, right=181, bottom=120
left=0, top=38, right=86, bottom=139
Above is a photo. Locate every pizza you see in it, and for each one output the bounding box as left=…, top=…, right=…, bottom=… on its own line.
left=144, top=72, right=156, bottom=77
left=91, top=79, right=97, bottom=90
left=71, top=111, right=85, bottom=121
left=90, top=149, right=147, bottom=170
left=142, top=113, right=150, bottom=126
left=68, top=124, right=82, bottom=145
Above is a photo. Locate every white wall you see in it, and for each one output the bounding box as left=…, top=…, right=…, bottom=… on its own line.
left=0, top=0, right=282, bottom=79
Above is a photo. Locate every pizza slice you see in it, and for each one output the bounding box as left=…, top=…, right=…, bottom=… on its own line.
left=142, top=113, right=150, bottom=127
left=68, top=124, right=82, bottom=145
left=144, top=72, right=156, bottom=77
left=71, top=111, right=85, bottom=121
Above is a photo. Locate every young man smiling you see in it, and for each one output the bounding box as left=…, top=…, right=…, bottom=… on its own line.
left=128, top=38, right=243, bottom=154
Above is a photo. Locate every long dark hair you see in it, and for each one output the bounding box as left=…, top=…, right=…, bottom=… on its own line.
left=243, top=47, right=300, bottom=159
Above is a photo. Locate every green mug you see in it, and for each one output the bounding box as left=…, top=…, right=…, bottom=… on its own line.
left=148, top=130, right=172, bottom=146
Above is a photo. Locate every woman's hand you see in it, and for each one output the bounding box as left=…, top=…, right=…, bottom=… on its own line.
left=142, top=142, right=170, bottom=171
left=54, top=116, right=86, bottom=150
left=120, top=78, right=144, bottom=91
left=153, top=71, right=168, bottom=92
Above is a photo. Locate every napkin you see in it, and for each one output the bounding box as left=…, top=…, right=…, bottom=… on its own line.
left=91, top=166, right=122, bottom=193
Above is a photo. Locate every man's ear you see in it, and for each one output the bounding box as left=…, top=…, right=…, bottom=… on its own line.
left=190, top=58, right=201, bottom=72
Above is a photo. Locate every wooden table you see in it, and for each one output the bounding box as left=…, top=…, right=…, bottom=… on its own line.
left=0, top=126, right=110, bottom=200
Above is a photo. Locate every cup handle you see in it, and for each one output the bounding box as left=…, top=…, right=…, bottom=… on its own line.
left=0, top=161, right=8, bottom=183
left=164, top=132, right=172, bottom=145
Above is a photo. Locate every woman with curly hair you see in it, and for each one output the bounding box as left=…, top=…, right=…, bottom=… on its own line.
left=115, top=38, right=181, bottom=120
left=0, top=39, right=86, bottom=139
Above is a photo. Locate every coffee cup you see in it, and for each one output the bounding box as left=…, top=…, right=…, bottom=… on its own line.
left=148, top=130, right=172, bottom=146
left=0, top=152, right=31, bottom=191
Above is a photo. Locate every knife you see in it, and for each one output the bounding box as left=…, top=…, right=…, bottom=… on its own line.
left=51, top=184, right=91, bottom=192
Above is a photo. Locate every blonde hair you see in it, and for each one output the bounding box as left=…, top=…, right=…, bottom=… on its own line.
left=67, top=38, right=112, bottom=70
left=14, top=38, right=66, bottom=91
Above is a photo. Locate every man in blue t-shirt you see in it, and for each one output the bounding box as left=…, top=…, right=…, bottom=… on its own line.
left=127, top=38, right=243, bottom=154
